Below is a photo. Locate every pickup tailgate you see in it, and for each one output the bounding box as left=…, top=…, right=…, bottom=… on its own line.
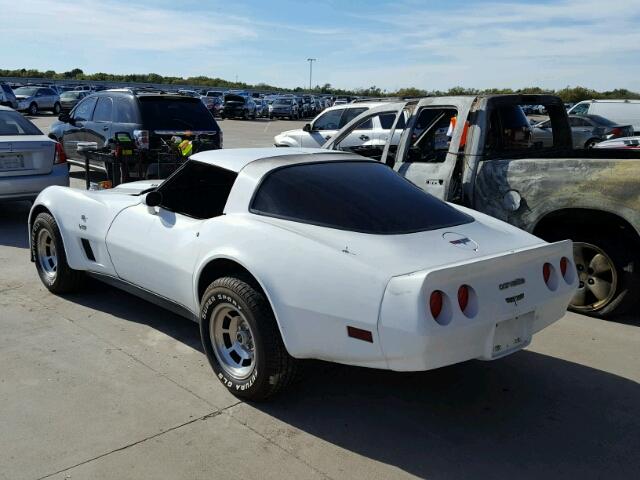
left=379, top=240, right=577, bottom=371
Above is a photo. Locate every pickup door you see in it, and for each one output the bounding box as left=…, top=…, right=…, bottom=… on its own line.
left=392, top=97, right=474, bottom=201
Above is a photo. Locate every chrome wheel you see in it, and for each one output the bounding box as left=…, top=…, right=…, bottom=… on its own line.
left=37, top=229, right=57, bottom=281
left=210, top=303, right=256, bottom=380
left=571, top=242, right=617, bottom=312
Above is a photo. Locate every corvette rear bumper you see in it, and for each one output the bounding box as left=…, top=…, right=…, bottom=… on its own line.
left=377, top=241, right=576, bottom=371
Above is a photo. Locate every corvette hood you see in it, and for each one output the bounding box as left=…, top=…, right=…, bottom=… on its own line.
left=111, top=180, right=163, bottom=195
left=256, top=208, right=544, bottom=278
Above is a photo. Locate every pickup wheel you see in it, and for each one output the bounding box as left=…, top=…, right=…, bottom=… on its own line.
left=32, top=213, right=84, bottom=294
left=200, top=276, right=298, bottom=401
left=550, top=229, right=639, bottom=317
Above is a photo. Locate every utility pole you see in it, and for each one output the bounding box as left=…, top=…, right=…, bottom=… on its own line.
left=307, top=58, right=316, bottom=91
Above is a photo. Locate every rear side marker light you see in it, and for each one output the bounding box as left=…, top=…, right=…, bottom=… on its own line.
left=347, top=326, right=373, bottom=343
left=430, top=290, right=444, bottom=319
left=543, top=263, right=552, bottom=284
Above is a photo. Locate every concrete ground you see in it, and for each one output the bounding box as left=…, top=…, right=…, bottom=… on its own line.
left=0, top=115, right=638, bottom=480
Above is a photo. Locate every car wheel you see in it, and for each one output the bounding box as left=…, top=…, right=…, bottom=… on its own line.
left=243, top=109, right=249, bottom=120
left=29, top=103, right=38, bottom=115
left=200, top=276, right=298, bottom=400
left=585, top=138, right=600, bottom=149
left=53, top=102, right=61, bottom=115
left=32, top=212, right=84, bottom=294
left=547, top=229, right=640, bottom=317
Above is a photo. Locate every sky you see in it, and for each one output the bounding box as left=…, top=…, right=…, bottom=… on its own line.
left=2, top=0, right=639, bottom=92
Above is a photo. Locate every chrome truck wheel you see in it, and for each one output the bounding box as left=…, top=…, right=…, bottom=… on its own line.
left=571, top=242, right=617, bottom=313
left=36, top=228, right=58, bottom=281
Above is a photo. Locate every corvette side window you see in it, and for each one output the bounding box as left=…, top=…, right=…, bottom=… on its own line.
left=158, top=161, right=237, bottom=219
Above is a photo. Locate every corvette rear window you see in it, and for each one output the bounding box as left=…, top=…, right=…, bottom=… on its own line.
left=250, top=161, right=474, bottom=234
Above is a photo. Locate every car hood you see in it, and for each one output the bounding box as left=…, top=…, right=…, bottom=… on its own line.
left=253, top=207, right=544, bottom=278
left=277, top=129, right=303, bottom=137
left=15, top=95, right=33, bottom=101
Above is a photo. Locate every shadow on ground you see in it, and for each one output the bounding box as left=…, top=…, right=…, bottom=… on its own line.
left=0, top=200, right=31, bottom=248
left=60, top=281, right=640, bottom=479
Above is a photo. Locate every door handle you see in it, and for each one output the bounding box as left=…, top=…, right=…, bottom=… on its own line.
left=324, top=135, right=332, bottom=140
left=359, top=135, right=369, bottom=141
left=102, top=126, right=109, bottom=131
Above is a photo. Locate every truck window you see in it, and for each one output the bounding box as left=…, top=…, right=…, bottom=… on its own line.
left=486, top=105, right=535, bottom=154
left=406, top=108, right=458, bottom=163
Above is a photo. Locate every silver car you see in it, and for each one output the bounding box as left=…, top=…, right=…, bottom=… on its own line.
left=14, top=86, right=61, bottom=115
left=0, top=107, right=69, bottom=202
left=533, top=114, right=635, bottom=149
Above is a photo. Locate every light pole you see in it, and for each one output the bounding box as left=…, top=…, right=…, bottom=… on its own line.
left=307, top=58, right=316, bottom=91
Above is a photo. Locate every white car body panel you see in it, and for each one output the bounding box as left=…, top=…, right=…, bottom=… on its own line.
left=30, top=148, right=576, bottom=371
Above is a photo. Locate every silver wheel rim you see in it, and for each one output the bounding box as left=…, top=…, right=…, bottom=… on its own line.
left=36, top=229, right=57, bottom=281
left=210, top=303, right=256, bottom=380
left=571, top=242, right=617, bottom=312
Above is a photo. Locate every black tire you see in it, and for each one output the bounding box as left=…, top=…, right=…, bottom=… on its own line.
left=32, top=212, right=84, bottom=294
left=53, top=102, right=61, bottom=115
left=200, top=276, right=298, bottom=400
left=29, top=102, right=38, bottom=115
left=545, top=228, right=640, bottom=317
left=585, top=138, right=600, bottom=149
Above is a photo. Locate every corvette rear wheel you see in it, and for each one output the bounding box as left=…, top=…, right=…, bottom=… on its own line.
left=32, top=212, right=84, bottom=294
left=200, top=276, right=298, bottom=400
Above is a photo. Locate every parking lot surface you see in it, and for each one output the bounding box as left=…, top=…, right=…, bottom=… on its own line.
left=1, top=115, right=639, bottom=480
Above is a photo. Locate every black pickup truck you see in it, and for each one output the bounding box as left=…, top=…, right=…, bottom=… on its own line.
left=324, top=94, right=640, bottom=318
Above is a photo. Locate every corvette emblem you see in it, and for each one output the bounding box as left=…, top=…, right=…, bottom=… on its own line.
left=442, top=232, right=479, bottom=252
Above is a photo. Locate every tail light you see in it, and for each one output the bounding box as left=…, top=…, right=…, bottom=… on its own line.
left=543, top=263, right=552, bottom=284
left=458, top=285, right=470, bottom=312
left=429, top=290, right=444, bottom=319
left=53, top=142, right=66, bottom=164
left=133, top=129, right=150, bottom=150
left=560, top=257, right=569, bottom=277
left=610, top=127, right=623, bottom=138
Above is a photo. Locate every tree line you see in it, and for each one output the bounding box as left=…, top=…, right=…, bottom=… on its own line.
left=1, top=68, right=638, bottom=103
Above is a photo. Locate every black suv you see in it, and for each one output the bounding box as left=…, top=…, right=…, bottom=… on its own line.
left=221, top=94, right=257, bottom=119
left=49, top=89, right=222, bottom=172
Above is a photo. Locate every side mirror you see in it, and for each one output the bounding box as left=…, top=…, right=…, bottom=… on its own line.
left=303, top=123, right=312, bottom=132
left=144, top=190, right=162, bottom=209
left=58, top=112, right=70, bottom=123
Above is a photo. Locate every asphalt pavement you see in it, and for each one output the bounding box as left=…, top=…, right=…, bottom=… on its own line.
left=0, top=114, right=638, bottom=480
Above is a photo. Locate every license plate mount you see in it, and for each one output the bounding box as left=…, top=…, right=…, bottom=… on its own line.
left=492, top=312, right=533, bottom=358
left=0, top=154, right=25, bottom=171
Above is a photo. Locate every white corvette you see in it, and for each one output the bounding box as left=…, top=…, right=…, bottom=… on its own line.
left=29, top=148, right=576, bottom=400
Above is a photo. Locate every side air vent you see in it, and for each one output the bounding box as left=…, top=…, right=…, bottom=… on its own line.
left=81, top=238, right=96, bottom=261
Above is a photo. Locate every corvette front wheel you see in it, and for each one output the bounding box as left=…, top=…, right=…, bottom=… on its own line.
left=200, top=276, right=298, bottom=401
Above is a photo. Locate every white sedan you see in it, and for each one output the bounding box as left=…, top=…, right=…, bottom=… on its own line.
left=29, top=148, right=576, bottom=400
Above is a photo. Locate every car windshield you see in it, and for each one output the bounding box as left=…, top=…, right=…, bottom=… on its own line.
left=60, top=92, right=82, bottom=99
left=251, top=161, right=474, bottom=234
left=0, top=110, right=43, bottom=135
left=138, top=97, right=218, bottom=131
left=586, top=115, right=618, bottom=126
left=275, top=99, right=292, bottom=105
left=14, top=87, right=39, bottom=96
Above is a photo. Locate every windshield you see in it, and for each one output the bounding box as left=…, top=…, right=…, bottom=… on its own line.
left=251, top=161, right=474, bottom=234
left=274, top=99, right=292, bottom=105
left=224, top=95, right=245, bottom=103
left=14, top=87, right=39, bottom=96
left=0, top=110, right=43, bottom=135
left=138, top=97, right=218, bottom=131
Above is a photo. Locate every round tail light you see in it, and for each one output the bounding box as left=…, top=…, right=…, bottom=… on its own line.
left=560, top=257, right=569, bottom=277
left=430, top=291, right=443, bottom=319
left=458, top=285, right=470, bottom=312
left=543, top=262, right=552, bottom=285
